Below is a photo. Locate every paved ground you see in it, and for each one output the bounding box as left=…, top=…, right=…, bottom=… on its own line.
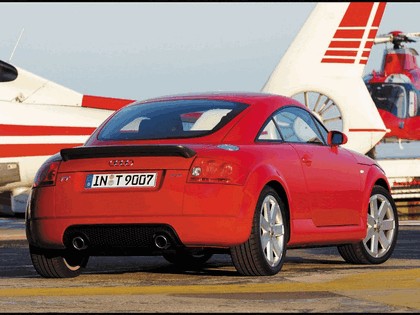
left=0, top=217, right=419, bottom=312
left=0, top=217, right=26, bottom=241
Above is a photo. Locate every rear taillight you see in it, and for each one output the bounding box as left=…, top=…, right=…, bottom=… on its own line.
left=33, top=160, right=61, bottom=188
left=187, top=158, right=246, bottom=185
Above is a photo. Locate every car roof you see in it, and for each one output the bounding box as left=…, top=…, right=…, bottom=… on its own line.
left=86, top=91, right=310, bottom=146
left=135, top=91, right=304, bottom=109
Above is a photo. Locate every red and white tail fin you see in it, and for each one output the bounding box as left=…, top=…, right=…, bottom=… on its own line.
left=262, top=2, right=388, bottom=154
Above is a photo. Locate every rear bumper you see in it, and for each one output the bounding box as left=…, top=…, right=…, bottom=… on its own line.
left=26, top=214, right=252, bottom=250
left=26, top=183, right=256, bottom=250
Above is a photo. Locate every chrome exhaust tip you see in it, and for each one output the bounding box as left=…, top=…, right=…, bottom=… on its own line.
left=154, top=234, right=170, bottom=250
left=72, top=235, right=88, bottom=251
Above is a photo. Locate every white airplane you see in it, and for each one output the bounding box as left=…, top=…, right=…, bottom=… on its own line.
left=0, top=60, right=134, bottom=215
left=0, top=2, right=388, bottom=215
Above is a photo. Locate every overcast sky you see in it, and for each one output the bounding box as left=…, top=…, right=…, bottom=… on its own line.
left=1, top=2, right=419, bottom=101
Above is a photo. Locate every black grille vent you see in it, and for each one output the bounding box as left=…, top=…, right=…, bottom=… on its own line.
left=63, top=224, right=180, bottom=249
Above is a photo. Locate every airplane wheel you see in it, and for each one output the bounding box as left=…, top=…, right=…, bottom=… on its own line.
left=338, top=185, right=398, bottom=264
left=29, top=245, right=89, bottom=278
left=292, top=91, right=343, bottom=132
left=230, top=186, right=288, bottom=276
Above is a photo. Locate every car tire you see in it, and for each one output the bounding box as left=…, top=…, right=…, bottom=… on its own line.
left=29, top=245, right=89, bottom=278
left=230, top=186, right=288, bottom=276
left=338, top=185, right=398, bottom=264
left=162, top=249, right=213, bottom=268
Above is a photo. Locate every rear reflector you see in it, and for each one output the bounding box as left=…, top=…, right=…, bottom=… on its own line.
left=33, top=160, right=61, bottom=187
left=187, top=157, right=246, bottom=185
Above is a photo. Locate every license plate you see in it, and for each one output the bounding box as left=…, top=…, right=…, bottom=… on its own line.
left=85, top=172, right=157, bottom=189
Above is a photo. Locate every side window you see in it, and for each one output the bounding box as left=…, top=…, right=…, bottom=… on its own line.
left=273, top=107, right=325, bottom=145
left=311, top=115, right=329, bottom=143
left=257, top=119, right=282, bottom=141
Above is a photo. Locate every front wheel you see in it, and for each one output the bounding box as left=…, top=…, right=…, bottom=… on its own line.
left=230, top=186, right=288, bottom=276
left=29, top=245, right=89, bottom=278
left=338, top=185, right=398, bottom=264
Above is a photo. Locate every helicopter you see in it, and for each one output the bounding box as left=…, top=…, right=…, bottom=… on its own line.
left=364, top=30, right=420, bottom=142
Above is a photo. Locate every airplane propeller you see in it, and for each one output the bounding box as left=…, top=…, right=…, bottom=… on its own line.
left=374, top=31, right=420, bottom=49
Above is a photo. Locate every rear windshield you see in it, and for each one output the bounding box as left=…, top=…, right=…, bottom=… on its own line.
left=98, top=99, right=248, bottom=141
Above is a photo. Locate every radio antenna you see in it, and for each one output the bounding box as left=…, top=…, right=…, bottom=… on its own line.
left=9, top=28, right=25, bottom=62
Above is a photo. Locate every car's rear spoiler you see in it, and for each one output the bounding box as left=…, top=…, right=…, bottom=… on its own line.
left=60, top=145, right=196, bottom=161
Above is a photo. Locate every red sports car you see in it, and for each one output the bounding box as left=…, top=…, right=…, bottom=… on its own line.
left=26, top=92, right=398, bottom=278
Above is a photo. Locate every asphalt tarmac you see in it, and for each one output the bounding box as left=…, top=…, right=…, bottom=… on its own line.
left=0, top=217, right=419, bottom=313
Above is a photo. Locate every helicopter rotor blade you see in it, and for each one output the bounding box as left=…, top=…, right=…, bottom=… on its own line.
left=374, top=31, right=420, bottom=45
left=374, top=36, right=393, bottom=44
left=405, top=32, right=420, bottom=39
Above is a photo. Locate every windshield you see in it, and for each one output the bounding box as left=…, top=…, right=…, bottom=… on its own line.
left=367, top=83, right=407, bottom=118
left=98, top=99, right=248, bottom=141
left=0, top=60, right=18, bottom=82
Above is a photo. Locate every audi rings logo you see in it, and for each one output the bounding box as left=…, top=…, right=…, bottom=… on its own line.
left=109, top=159, right=134, bottom=167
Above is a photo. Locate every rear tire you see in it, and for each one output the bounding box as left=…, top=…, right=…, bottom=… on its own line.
left=230, top=186, right=288, bottom=276
left=29, top=245, right=89, bottom=278
left=338, top=185, right=398, bottom=264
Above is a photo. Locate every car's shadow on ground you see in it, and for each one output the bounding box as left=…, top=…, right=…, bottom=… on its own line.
left=1, top=226, right=418, bottom=279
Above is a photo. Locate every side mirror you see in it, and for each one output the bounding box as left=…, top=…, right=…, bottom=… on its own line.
left=327, top=130, right=348, bottom=146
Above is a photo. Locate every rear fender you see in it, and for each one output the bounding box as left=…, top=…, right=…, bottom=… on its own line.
left=240, top=163, right=291, bottom=239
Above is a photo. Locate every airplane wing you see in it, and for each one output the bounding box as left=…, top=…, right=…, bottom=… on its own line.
left=0, top=59, right=134, bottom=213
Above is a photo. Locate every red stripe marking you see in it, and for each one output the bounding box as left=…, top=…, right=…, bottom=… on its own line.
left=325, top=50, right=358, bottom=57
left=321, top=58, right=355, bottom=64
left=339, top=2, right=374, bottom=27
left=364, top=41, right=374, bottom=49
left=329, top=41, right=361, bottom=49
left=82, top=95, right=134, bottom=111
left=360, top=59, right=368, bottom=65
left=322, top=2, right=386, bottom=65
left=368, top=29, right=378, bottom=39
left=0, top=143, right=83, bottom=158
left=348, top=128, right=387, bottom=132
left=362, top=51, right=371, bottom=58
left=0, top=124, right=96, bottom=136
left=372, top=2, right=387, bottom=27
left=333, top=29, right=365, bottom=39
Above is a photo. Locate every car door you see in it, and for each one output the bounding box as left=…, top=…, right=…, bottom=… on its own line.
left=273, top=106, right=362, bottom=227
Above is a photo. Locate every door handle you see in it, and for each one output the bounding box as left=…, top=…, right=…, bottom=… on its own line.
left=301, top=155, right=312, bottom=166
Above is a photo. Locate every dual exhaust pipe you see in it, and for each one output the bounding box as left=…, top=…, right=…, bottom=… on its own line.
left=153, top=234, right=171, bottom=250
left=70, top=233, right=172, bottom=251
left=71, top=235, right=88, bottom=251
